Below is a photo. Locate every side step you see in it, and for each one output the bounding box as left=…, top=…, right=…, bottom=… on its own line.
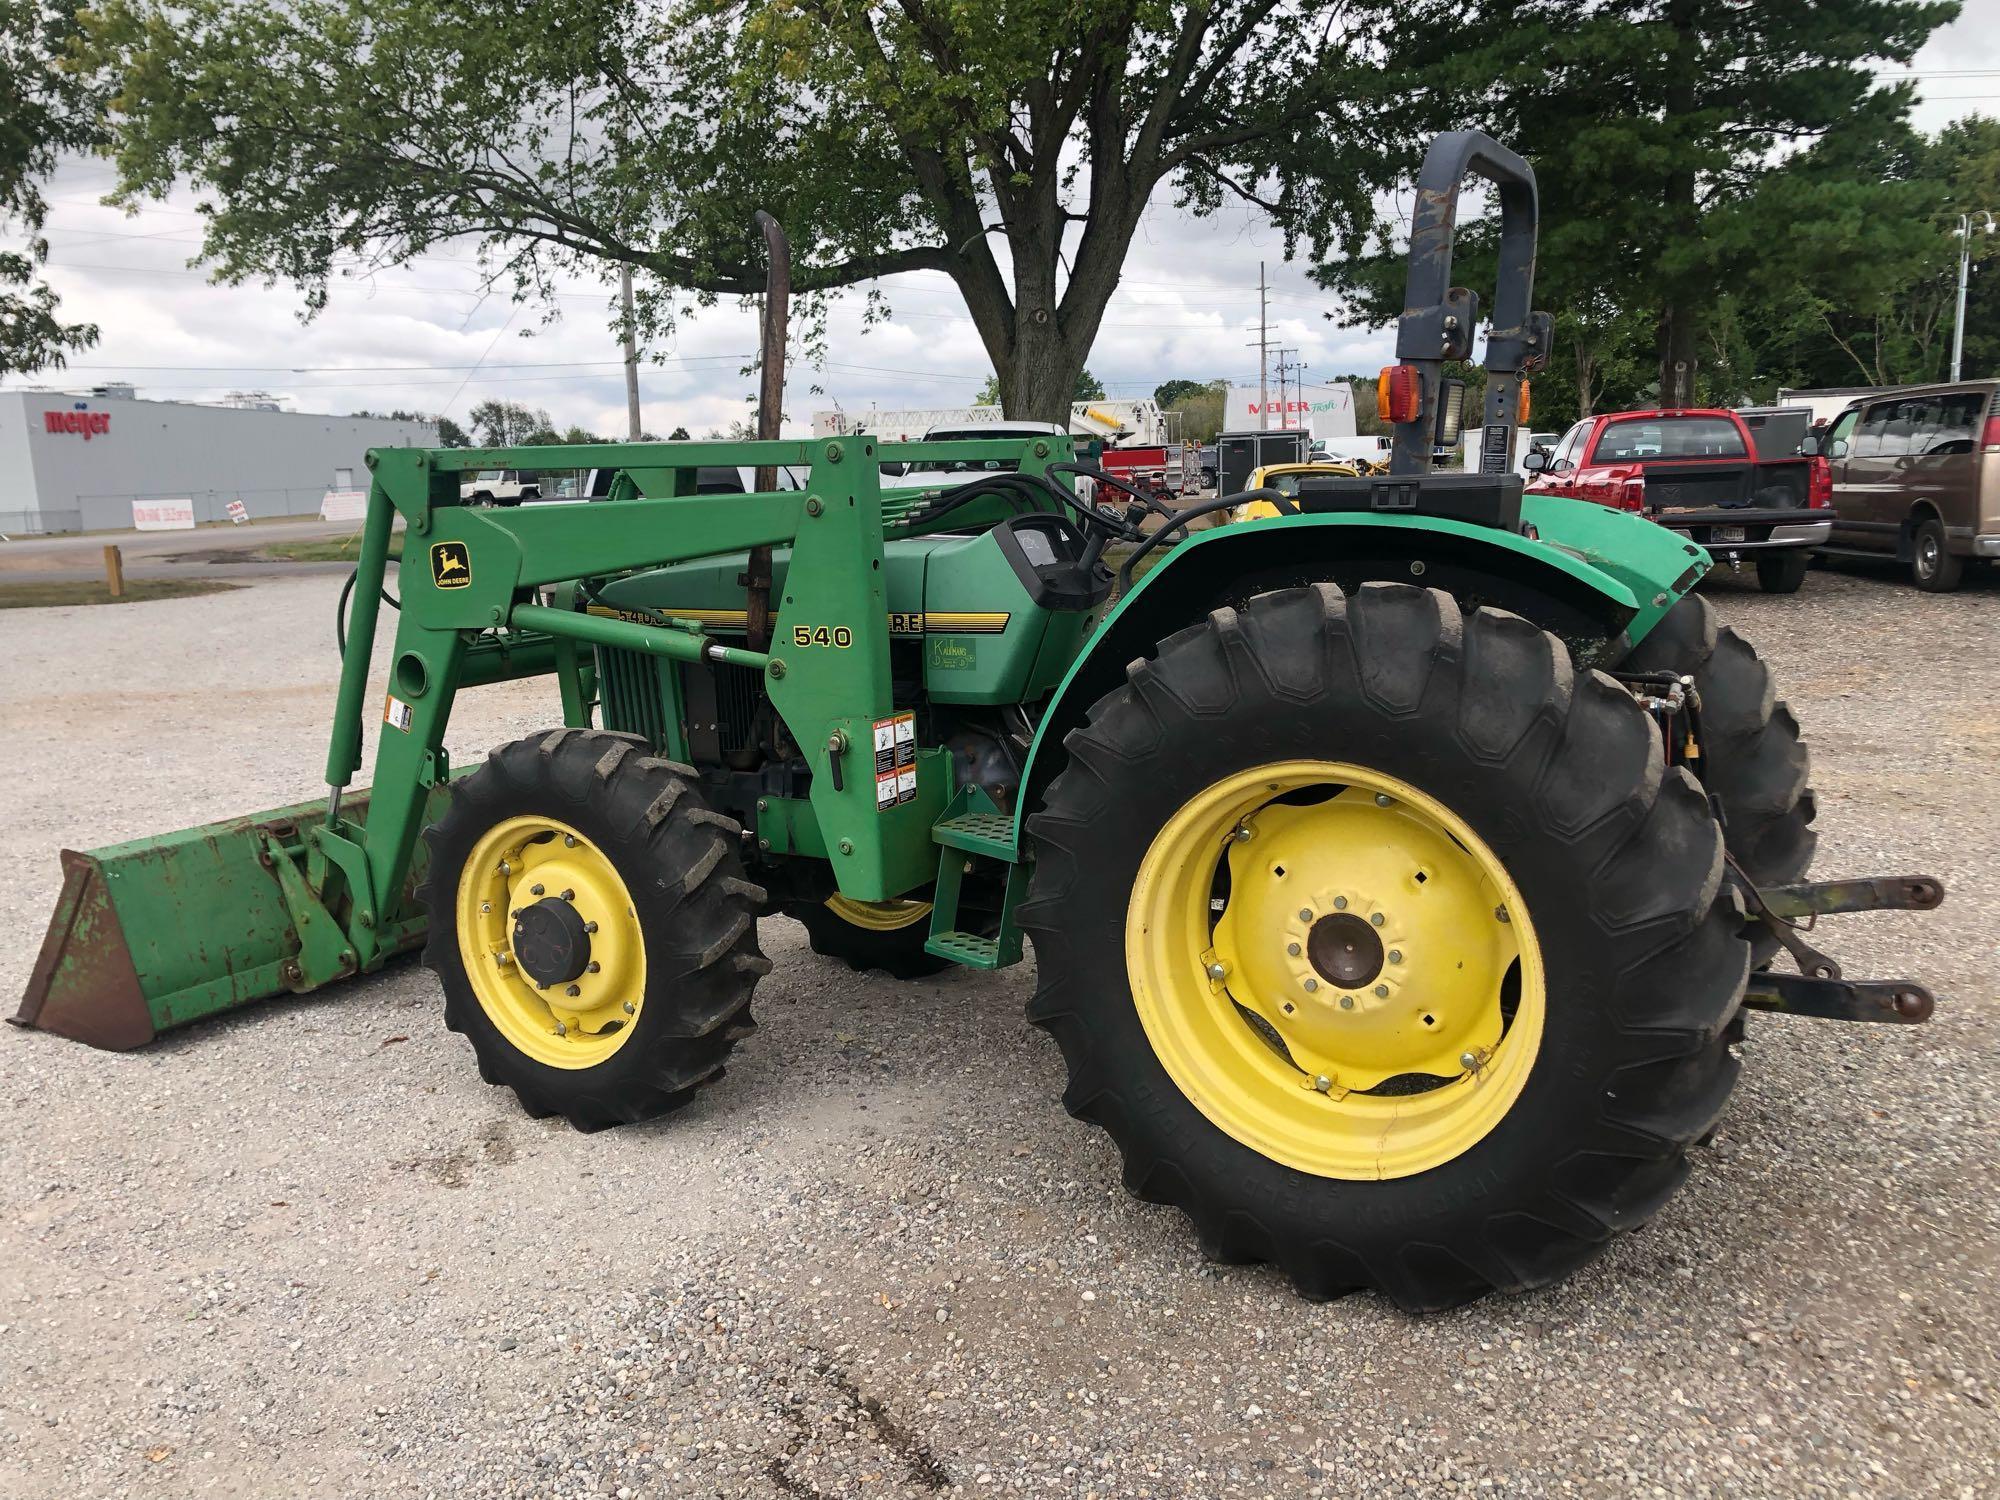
left=924, top=800, right=1028, bottom=969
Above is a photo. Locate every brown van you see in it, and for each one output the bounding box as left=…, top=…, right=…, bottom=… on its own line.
left=1816, top=380, right=2000, bottom=590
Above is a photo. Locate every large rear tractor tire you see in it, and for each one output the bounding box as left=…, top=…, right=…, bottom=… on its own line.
left=420, top=728, right=770, bottom=1131
left=791, top=894, right=952, bottom=980
left=1021, top=583, right=1749, bottom=1309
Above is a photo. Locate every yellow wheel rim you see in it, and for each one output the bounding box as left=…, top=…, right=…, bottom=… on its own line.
left=454, top=815, right=647, bottom=1070
left=824, top=894, right=933, bottom=932
left=1125, top=761, right=1545, bottom=1180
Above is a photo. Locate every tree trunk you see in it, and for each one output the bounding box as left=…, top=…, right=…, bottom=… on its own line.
left=1575, top=339, right=1599, bottom=418
left=1657, top=304, right=1699, bottom=408
left=1657, top=0, right=1701, bottom=408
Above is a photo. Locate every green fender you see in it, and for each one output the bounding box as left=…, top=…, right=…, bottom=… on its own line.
left=1009, top=494, right=1709, bottom=846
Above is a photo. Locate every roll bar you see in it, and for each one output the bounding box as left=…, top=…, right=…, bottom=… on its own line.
left=1387, top=130, right=1555, bottom=477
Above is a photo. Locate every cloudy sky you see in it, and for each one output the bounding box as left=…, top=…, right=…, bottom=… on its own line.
left=7, top=4, right=2000, bottom=437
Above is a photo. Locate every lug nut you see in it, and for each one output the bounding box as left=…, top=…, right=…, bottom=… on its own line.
left=566, top=984, right=581, bottom=997
left=530, top=883, right=545, bottom=896
left=1388, top=949, right=1403, bottom=964
left=1333, top=896, right=1347, bottom=910
left=584, top=921, right=598, bottom=933
left=1304, top=979, right=1319, bottom=993
left=1205, top=961, right=1227, bottom=980
left=560, top=889, right=575, bottom=902
left=1298, top=908, right=1314, bottom=922
left=1286, top=942, right=1301, bottom=957
left=1460, top=1051, right=1478, bottom=1070
left=1312, top=1075, right=1333, bottom=1094
left=1231, top=824, right=1254, bottom=843
left=1339, top=994, right=1354, bottom=1009
left=1495, top=906, right=1510, bottom=923
left=564, top=834, right=578, bottom=847
left=1374, top=793, right=1393, bottom=807
left=1370, top=912, right=1385, bottom=927
left=480, top=902, right=491, bottom=914
left=495, top=953, right=513, bottom=966
left=587, top=961, right=601, bottom=974
left=498, top=860, right=511, bottom=876
left=554, top=1021, right=567, bottom=1036
left=622, top=1001, right=636, bottom=1016
left=1374, top=984, right=1389, bottom=998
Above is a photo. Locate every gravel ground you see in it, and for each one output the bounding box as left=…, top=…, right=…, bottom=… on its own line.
left=2, top=560, right=1997, bottom=1498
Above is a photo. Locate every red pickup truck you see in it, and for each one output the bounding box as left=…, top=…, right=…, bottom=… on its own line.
left=1524, top=408, right=1832, bottom=593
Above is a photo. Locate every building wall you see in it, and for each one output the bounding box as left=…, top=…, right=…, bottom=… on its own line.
left=0, top=395, right=38, bottom=534
left=2, top=392, right=438, bottom=532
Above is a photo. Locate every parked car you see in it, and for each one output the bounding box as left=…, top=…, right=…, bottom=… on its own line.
left=880, top=420, right=1068, bottom=490
left=1811, top=380, right=2000, bottom=591
left=1226, top=461, right=1365, bottom=523
left=1525, top=407, right=1831, bottom=593
left=458, top=468, right=541, bottom=505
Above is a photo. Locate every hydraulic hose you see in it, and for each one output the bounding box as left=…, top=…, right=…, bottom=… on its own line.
left=335, top=566, right=401, bottom=658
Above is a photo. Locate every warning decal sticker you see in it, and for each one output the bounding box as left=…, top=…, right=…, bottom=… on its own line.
left=871, top=712, right=918, bottom=809
left=383, top=694, right=414, bottom=733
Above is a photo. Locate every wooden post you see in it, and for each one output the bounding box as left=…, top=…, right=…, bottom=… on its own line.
left=103, top=545, right=124, bottom=599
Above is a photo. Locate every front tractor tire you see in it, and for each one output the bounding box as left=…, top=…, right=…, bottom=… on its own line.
left=1021, top=584, right=1750, bottom=1310
left=420, top=728, right=770, bottom=1131
left=791, top=895, right=952, bottom=980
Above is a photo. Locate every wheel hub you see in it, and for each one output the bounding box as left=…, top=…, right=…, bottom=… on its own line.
left=1307, top=912, right=1382, bottom=989
left=454, top=816, right=647, bottom=1069
left=512, top=897, right=592, bottom=986
left=1127, top=762, right=1545, bottom=1180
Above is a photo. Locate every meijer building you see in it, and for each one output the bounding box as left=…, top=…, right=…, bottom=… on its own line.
left=0, top=388, right=436, bottom=534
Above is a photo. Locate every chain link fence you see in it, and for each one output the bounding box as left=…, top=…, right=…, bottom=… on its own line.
left=69, top=488, right=335, bottom=533
left=0, top=509, right=84, bottom=536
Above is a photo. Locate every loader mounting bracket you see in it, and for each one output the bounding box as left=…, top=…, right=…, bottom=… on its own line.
left=1736, top=872, right=1944, bottom=1025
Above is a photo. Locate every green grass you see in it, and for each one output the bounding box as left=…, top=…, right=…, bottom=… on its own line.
left=256, top=535, right=404, bottom=564
left=0, top=579, right=243, bottom=609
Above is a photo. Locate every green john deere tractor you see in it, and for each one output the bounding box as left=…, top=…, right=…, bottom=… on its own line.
left=14, top=132, right=1942, bottom=1310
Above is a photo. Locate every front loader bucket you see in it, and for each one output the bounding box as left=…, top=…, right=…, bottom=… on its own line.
left=12, top=786, right=448, bottom=1050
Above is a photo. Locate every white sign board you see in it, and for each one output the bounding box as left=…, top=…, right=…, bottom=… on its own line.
left=1226, top=382, right=1358, bottom=440
left=225, top=499, right=250, bottom=525
left=132, top=498, right=196, bottom=531
left=320, top=488, right=368, bottom=522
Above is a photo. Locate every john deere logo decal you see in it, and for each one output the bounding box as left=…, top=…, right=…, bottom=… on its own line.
left=431, top=541, right=471, bottom=588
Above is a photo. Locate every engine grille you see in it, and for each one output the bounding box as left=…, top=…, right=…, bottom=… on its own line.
left=596, top=646, right=672, bottom=752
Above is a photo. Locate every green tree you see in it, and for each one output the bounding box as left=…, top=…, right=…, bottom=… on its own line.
left=1154, top=378, right=1208, bottom=408
left=354, top=406, right=470, bottom=445
left=83, top=0, right=1422, bottom=422
left=1, top=0, right=101, bottom=376
left=1315, top=0, right=1955, bottom=418
left=1162, top=378, right=1230, bottom=442
left=467, top=400, right=555, bottom=447
left=975, top=367, right=1106, bottom=407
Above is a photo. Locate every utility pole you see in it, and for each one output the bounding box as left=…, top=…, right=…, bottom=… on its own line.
left=620, top=266, right=642, bottom=439
left=1245, top=262, right=1272, bottom=431
left=1276, top=348, right=1305, bottom=430
left=1952, top=211, right=1996, bottom=383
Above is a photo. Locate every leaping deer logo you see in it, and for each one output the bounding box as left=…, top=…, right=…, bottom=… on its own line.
left=432, top=543, right=471, bottom=587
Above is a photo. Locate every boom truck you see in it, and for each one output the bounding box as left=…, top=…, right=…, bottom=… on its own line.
left=15, top=134, right=1942, bottom=1311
